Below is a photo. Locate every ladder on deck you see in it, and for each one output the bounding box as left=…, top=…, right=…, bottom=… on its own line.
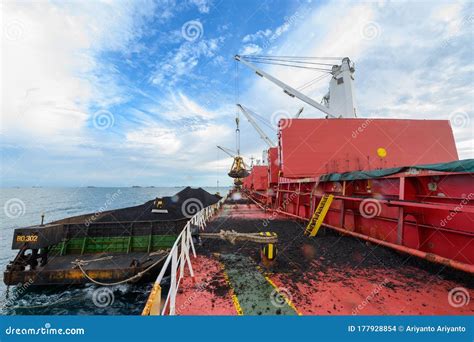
left=304, top=194, right=334, bottom=237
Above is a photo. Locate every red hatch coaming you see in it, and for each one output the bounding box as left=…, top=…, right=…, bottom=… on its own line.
left=279, top=118, right=458, bottom=178
left=248, top=165, right=269, bottom=191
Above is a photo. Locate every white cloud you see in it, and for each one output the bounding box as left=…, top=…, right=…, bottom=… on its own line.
left=126, top=126, right=182, bottom=155
left=239, top=43, right=263, bottom=55
left=189, top=0, right=211, bottom=14
left=150, top=37, right=222, bottom=85
left=241, top=12, right=297, bottom=46
left=242, top=29, right=272, bottom=43
left=1, top=0, right=156, bottom=145
left=125, top=120, right=233, bottom=170
left=124, top=91, right=235, bottom=175
left=147, top=91, right=219, bottom=121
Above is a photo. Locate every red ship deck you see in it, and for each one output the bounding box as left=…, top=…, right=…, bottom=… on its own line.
left=175, top=201, right=473, bottom=315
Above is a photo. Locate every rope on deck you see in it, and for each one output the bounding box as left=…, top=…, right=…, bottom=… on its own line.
left=199, top=230, right=278, bottom=244
left=72, top=256, right=114, bottom=265
left=72, top=253, right=167, bottom=286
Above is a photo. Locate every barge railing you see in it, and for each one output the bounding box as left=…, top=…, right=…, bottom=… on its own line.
left=142, top=196, right=226, bottom=315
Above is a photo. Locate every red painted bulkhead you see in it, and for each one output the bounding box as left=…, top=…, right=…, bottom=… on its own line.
left=242, top=171, right=252, bottom=189
left=279, top=118, right=458, bottom=178
left=267, top=147, right=279, bottom=185
left=249, top=165, right=268, bottom=191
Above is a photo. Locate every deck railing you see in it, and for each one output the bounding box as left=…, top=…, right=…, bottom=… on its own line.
left=141, top=196, right=226, bottom=315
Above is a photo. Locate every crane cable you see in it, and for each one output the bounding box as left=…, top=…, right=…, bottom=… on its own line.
left=241, top=58, right=334, bottom=89
left=297, top=73, right=331, bottom=92
left=249, top=110, right=276, bottom=131
left=240, top=55, right=344, bottom=72
left=234, top=60, right=241, bottom=155
left=242, top=55, right=344, bottom=60
left=240, top=59, right=333, bottom=72
left=242, top=56, right=335, bottom=67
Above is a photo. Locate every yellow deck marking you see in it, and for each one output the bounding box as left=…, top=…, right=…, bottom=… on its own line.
left=220, top=261, right=243, bottom=315
left=264, top=274, right=302, bottom=316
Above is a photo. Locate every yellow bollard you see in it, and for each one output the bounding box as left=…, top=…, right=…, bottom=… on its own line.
left=260, top=232, right=277, bottom=268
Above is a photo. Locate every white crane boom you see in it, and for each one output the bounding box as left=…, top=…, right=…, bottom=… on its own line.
left=217, top=145, right=236, bottom=158
left=295, top=107, right=304, bottom=118
left=235, top=55, right=336, bottom=118
left=236, top=104, right=275, bottom=148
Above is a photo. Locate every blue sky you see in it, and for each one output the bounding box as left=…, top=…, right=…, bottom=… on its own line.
left=1, top=0, right=473, bottom=187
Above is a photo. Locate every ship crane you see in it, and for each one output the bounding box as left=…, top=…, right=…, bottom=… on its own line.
left=217, top=145, right=248, bottom=186
left=237, top=104, right=276, bottom=148
left=221, top=113, right=250, bottom=180
left=294, top=107, right=304, bottom=118
left=217, top=145, right=237, bottom=158
left=234, top=55, right=357, bottom=118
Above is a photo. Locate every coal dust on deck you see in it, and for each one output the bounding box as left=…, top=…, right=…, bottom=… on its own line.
left=175, top=200, right=474, bottom=315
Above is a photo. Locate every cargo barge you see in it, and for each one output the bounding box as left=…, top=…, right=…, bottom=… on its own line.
left=3, top=187, right=221, bottom=286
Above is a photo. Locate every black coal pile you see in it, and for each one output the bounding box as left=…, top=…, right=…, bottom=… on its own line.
left=96, top=187, right=220, bottom=222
